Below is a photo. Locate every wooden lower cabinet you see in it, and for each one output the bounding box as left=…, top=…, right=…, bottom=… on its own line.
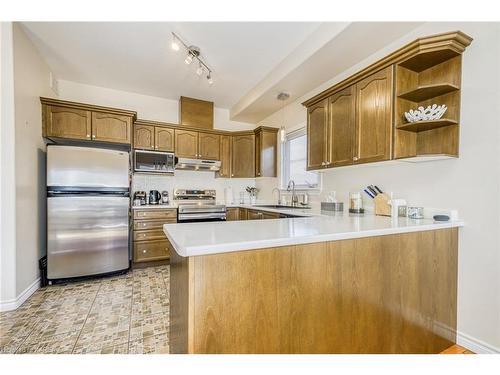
left=133, top=208, right=177, bottom=263
left=170, top=228, right=458, bottom=354
left=247, top=209, right=262, bottom=220
left=226, top=208, right=239, bottom=221
left=261, top=211, right=280, bottom=219
left=134, top=240, right=172, bottom=263
left=238, top=208, right=248, bottom=220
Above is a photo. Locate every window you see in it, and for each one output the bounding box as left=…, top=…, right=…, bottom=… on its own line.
left=281, top=128, right=319, bottom=190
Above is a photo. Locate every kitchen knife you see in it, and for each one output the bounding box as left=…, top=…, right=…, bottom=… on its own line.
left=373, top=185, right=383, bottom=194
left=364, top=189, right=375, bottom=199
left=367, top=186, right=378, bottom=196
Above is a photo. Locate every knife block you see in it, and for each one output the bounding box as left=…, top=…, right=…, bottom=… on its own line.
left=374, top=193, right=391, bottom=216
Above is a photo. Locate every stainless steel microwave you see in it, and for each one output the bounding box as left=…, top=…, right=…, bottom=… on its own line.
left=134, top=150, right=175, bottom=174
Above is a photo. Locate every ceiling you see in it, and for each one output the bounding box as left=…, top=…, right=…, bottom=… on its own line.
left=21, top=22, right=321, bottom=110
left=21, top=22, right=423, bottom=124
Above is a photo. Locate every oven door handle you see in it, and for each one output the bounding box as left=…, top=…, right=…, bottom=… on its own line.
left=178, top=213, right=226, bottom=221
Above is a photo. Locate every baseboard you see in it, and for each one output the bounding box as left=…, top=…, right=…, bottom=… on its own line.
left=457, top=331, right=500, bottom=354
left=0, top=277, right=40, bottom=312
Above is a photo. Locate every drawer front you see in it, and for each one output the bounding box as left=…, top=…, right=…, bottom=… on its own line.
left=133, top=229, right=167, bottom=242
left=133, top=209, right=177, bottom=220
left=133, top=219, right=176, bottom=231
left=134, top=240, right=171, bottom=262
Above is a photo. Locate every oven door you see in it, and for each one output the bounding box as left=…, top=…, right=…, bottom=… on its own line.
left=177, top=205, right=226, bottom=222
left=177, top=213, right=227, bottom=222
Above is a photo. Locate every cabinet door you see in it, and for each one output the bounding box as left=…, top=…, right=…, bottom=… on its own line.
left=255, top=129, right=277, bottom=177
left=226, top=208, right=239, bottom=221
left=155, top=127, right=174, bottom=152
left=45, top=105, right=91, bottom=140
left=262, top=211, right=280, bottom=219
left=218, top=135, right=231, bottom=178
left=307, top=99, right=329, bottom=170
left=134, top=124, right=155, bottom=150
left=231, top=134, right=255, bottom=178
left=175, top=129, right=198, bottom=158
left=239, top=208, right=248, bottom=220
left=329, top=86, right=355, bottom=167
left=92, top=112, right=131, bottom=144
left=354, top=66, right=393, bottom=164
left=247, top=210, right=262, bottom=220
left=198, top=132, right=220, bottom=160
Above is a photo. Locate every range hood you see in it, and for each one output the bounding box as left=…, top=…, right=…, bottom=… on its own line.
left=175, top=157, right=221, bottom=172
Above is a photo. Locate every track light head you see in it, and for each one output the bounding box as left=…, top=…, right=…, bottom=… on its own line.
left=207, top=73, right=213, bottom=85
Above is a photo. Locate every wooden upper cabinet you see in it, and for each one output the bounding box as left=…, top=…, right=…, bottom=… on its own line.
left=134, top=124, right=155, bottom=150
left=91, top=112, right=131, bottom=144
left=307, top=99, right=329, bottom=170
left=175, top=129, right=198, bottom=158
left=44, top=105, right=91, bottom=140
left=255, top=127, right=278, bottom=177
left=198, top=132, right=220, bottom=160
left=231, top=134, right=255, bottom=178
left=354, top=66, right=393, bottom=164
left=329, top=85, right=355, bottom=167
left=155, top=127, right=174, bottom=152
left=218, top=135, right=231, bottom=178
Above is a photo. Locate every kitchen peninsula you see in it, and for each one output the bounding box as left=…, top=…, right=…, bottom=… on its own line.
left=165, top=210, right=463, bottom=354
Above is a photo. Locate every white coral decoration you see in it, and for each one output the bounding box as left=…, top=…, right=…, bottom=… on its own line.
left=404, top=104, right=447, bottom=122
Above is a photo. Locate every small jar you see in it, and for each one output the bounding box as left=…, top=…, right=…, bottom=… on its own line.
left=349, top=192, right=364, bottom=214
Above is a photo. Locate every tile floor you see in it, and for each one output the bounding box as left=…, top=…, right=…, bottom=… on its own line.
left=0, top=265, right=170, bottom=354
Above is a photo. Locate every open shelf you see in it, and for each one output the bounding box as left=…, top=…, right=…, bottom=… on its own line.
left=397, top=118, right=458, bottom=133
left=398, top=83, right=459, bottom=102
left=398, top=50, right=461, bottom=72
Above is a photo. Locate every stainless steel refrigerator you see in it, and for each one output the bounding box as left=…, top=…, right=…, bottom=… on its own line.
left=47, top=145, right=130, bottom=280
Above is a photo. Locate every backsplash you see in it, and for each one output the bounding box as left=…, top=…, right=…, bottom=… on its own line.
left=132, top=170, right=256, bottom=204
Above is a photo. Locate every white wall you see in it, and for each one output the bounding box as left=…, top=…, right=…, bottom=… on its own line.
left=258, top=22, right=500, bottom=352
left=12, top=23, right=54, bottom=296
left=0, top=22, right=18, bottom=306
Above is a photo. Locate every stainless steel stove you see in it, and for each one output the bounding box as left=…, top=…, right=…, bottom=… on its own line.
left=174, top=189, right=226, bottom=222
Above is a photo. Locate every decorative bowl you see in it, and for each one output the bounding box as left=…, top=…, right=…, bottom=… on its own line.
left=404, top=104, right=447, bottom=123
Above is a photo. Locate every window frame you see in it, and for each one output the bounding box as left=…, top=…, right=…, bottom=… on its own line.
left=280, top=127, right=321, bottom=191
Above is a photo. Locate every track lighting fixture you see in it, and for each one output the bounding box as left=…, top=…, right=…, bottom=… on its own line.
left=171, top=32, right=214, bottom=86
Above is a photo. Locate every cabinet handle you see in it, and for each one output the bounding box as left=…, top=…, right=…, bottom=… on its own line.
left=321, top=162, right=325, bottom=166
left=353, top=156, right=359, bottom=161
left=231, top=174, right=234, bottom=177
left=86, top=134, right=90, bottom=138
left=142, top=250, right=147, bottom=254
left=92, top=135, right=96, bottom=139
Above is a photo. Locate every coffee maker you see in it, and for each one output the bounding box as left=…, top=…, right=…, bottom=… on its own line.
left=149, top=190, right=161, bottom=205
left=133, top=191, right=146, bottom=206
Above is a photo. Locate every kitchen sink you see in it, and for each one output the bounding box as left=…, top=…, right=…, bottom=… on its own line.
left=254, top=205, right=311, bottom=209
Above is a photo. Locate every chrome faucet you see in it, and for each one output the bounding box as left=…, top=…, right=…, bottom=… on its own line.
left=272, top=187, right=281, bottom=205
left=287, top=180, right=298, bottom=207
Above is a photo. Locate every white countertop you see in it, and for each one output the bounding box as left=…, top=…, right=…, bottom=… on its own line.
left=163, top=211, right=464, bottom=257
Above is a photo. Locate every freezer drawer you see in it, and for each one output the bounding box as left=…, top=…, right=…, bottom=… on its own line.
left=47, top=195, right=129, bottom=279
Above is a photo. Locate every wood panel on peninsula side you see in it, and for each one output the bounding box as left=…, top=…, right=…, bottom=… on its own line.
left=169, top=228, right=458, bottom=354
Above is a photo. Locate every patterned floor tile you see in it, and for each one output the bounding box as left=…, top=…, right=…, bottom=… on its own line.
left=73, top=314, right=131, bottom=353
left=130, top=312, right=169, bottom=341
left=0, top=333, right=29, bottom=354
left=128, top=332, right=169, bottom=354
left=79, top=342, right=129, bottom=354
left=132, top=292, right=169, bottom=318
left=16, top=330, right=80, bottom=354
left=1, top=265, right=170, bottom=355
